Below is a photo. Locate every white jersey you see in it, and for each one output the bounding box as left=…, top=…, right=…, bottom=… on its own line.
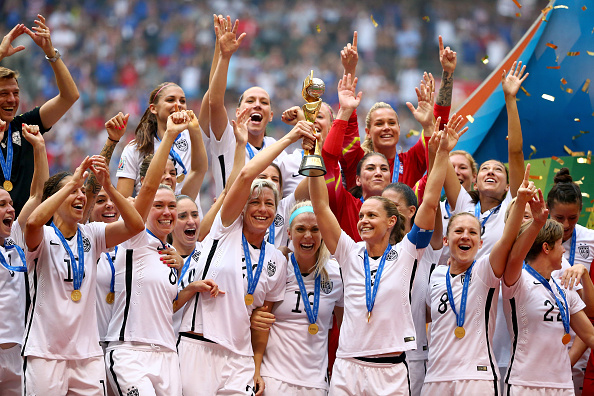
left=564, top=224, right=594, bottom=270
left=260, top=257, right=344, bottom=390
left=23, top=222, right=107, bottom=359
left=173, top=242, right=203, bottom=334
left=265, top=193, right=296, bottom=249
left=0, top=222, right=27, bottom=345
left=334, top=230, right=426, bottom=358
left=278, top=147, right=305, bottom=198
left=96, top=247, right=116, bottom=341
left=209, top=121, right=287, bottom=197
left=105, top=230, right=179, bottom=352
left=425, top=255, right=500, bottom=383
left=179, top=212, right=287, bottom=356
left=503, top=267, right=585, bottom=389
left=409, top=247, right=442, bottom=361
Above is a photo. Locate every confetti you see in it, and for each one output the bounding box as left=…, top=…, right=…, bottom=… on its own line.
left=572, top=151, right=586, bottom=157
left=370, top=15, right=378, bottom=28
left=588, top=51, right=594, bottom=56
left=528, top=145, right=537, bottom=159
left=567, top=51, right=580, bottom=56
left=577, top=158, right=589, bottom=164
left=406, top=129, right=420, bottom=138
left=529, top=175, right=543, bottom=180
left=520, top=86, right=531, bottom=96
left=466, top=115, right=475, bottom=123
left=481, top=56, right=489, bottom=64
left=316, top=25, right=321, bottom=33
left=565, top=88, right=574, bottom=94
left=564, top=145, right=573, bottom=155
left=547, top=66, right=561, bottom=69
left=561, top=78, right=567, bottom=84
left=575, top=118, right=581, bottom=122
left=512, top=0, right=522, bottom=8
left=554, top=5, right=569, bottom=9
left=583, top=6, right=588, bottom=10
left=583, top=79, right=591, bottom=92
left=546, top=43, right=558, bottom=49
left=542, top=94, right=555, bottom=101
left=583, top=193, right=591, bottom=198
left=553, top=168, right=560, bottom=173
left=572, top=130, right=590, bottom=140
left=423, top=16, right=430, bottom=22
left=542, top=5, right=553, bottom=13
left=576, top=180, right=583, bottom=185
left=587, top=207, right=594, bottom=213
left=552, top=156, right=565, bottom=165
left=516, top=13, right=522, bottom=17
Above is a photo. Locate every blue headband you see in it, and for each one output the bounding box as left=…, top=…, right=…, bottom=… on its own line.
left=289, top=206, right=314, bottom=225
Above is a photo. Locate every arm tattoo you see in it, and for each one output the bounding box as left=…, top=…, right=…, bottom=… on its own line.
left=436, top=71, right=454, bottom=107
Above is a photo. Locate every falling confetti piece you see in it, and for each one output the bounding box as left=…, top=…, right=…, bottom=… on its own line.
left=481, top=56, right=489, bottom=64
left=583, top=79, right=591, bottom=92
left=566, top=88, right=574, bottom=94
left=588, top=51, right=594, bottom=56
left=572, top=151, right=585, bottom=157
left=561, top=78, right=567, bottom=84
left=528, top=145, right=537, bottom=159
left=572, top=130, right=590, bottom=140
left=422, top=16, right=430, bottom=22
left=542, top=5, right=553, bottom=13
left=529, top=175, right=543, bottom=180
left=552, top=156, right=565, bottom=165
left=583, top=193, right=591, bottom=198
left=587, top=207, right=594, bottom=213
left=583, top=6, right=587, bottom=10
left=546, top=43, right=558, bottom=49
left=575, top=118, right=581, bottom=122
left=516, top=12, right=522, bottom=17
left=512, top=0, right=522, bottom=8
left=564, top=145, right=573, bottom=155
left=406, top=130, right=420, bottom=138
left=553, top=168, right=560, bottom=173
left=577, top=158, right=589, bottom=164
left=370, top=15, right=378, bottom=28
left=554, top=5, right=569, bottom=9
left=466, top=115, right=475, bottom=123
left=567, top=51, right=580, bottom=56
left=547, top=66, right=561, bottom=69
left=316, top=25, right=321, bottom=33
left=542, top=94, right=555, bottom=101
left=520, top=86, right=531, bottom=96
left=576, top=180, right=583, bottom=185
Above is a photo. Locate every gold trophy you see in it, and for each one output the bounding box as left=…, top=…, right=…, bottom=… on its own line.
left=298, top=70, right=327, bottom=177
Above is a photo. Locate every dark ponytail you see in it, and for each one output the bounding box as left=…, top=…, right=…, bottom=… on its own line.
left=546, top=167, right=582, bottom=210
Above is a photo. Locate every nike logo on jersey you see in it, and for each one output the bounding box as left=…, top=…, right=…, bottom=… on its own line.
left=50, top=241, right=60, bottom=246
left=292, top=173, right=301, bottom=178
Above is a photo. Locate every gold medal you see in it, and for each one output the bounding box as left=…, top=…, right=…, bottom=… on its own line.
left=454, top=326, right=466, bottom=339
left=562, top=333, right=571, bottom=345
left=176, top=173, right=185, bottom=183
left=367, top=311, right=372, bottom=323
left=71, top=290, right=82, bottom=302
left=3, top=180, right=12, bottom=191
left=244, top=294, right=254, bottom=306
left=308, top=323, right=319, bottom=335
left=106, top=292, right=115, bottom=304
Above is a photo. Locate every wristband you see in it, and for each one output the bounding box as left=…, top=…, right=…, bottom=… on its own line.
left=45, top=48, right=61, bottom=63
left=108, top=137, right=120, bottom=143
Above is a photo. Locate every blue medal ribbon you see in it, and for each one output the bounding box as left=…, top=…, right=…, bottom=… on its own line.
left=445, top=260, right=476, bottom=329
left=178, top=248, right=195, bottom=286
left=51, top=222, right=85, bottom=292
left=156, top=133, right=187, bottom=176
left=391, top=155, right=401, bottom=183
left=146, top=228, right=167, bottom=250
left=242, top=234, right=266, bottom=296
left=444, top=200, right=451, bottom=218
left=104, top=246, right=118, bottom=294
left=290, top=254, right=320, bottom=326
left=475, top=201, right=502, bottom=234
left=364, top=245, right=392, bottom=317
left=0, top=243, right=27, bottom=272
left=523, top=262, right=571, bottom=335
left=0, top=124, right=13, bottom=184
left=267, top=224, right=275, bottom=245
left=246, top=144, right=256, bottom=160
left=568, top=231, right=576, bottom=266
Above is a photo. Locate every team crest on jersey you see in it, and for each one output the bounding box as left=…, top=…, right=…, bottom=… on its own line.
left=579, top=245, right=590, bottom=259
left=321, top=279, right=333, bottom=294
left=82, top=236, right=91, bottom=252
left=118, top=157, right=125, bottom=171
left=174, top=138, right=189, bottom=152
left=126, top=387, right=139, bottom=396
left=267, top=260, right=276, bottom=276
left=4, top=238, right=14, bottom=246
left=192, top=250, right=201, bottom=261
left=273, top=214, right=284, bottom=227
left=386, top=248, right=398, bottom=261
left=460, top=273, right=473, bottom=284
left=12, top=131, right=21, bottom=146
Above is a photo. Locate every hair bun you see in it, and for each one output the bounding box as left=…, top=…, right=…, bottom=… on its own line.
left=553, top=167, right=573, bottom=184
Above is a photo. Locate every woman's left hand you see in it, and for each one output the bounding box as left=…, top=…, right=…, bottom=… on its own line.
left=159, top=247, right=184, bottom=270
left=253, top=374, right=265, bottom=396
left=561, top=264, right=587, bottom=290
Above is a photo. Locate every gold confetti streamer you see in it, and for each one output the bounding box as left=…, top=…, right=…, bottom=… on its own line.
left=583, top=6, right=587, bottom=10
left=520, top=86, right=531, bottom=96
left=583, top=193, right=591, bottom=198
left=547, top=66, right=561, bottom=69
left=566, top=88, right=574, bottom=94
left=554, top=168, right=560, bottom=173
left=512, top=0, right=522, bottom=8
left=564, top=145, right=573, bottom=155
left=542, top=5, right=553, bottom=13
left=316, top=25, right=321, bottom=33
left=572, top=130, right=590, bottom=140
left=546, top=43, right=558, bottom=49
left=422, top=16, right=430, bottom=22
left=588, top=51, right=594, bottom=56
left=466, top=115, right=475, bottom=123
left=588, top=150, right=592, bottom=164
left=552, top=156, right=565, bottom=165
left=567, top=51, right=580, bottom=56
left=528, top=145, right=537, bottom=159
left=572, top=151, right=585, bottom=157
left=577, top=158, right=589, bottom=164
left=529, top=175, right=543, bottom=180
left=481, top=56, right=489, bottom=64
left=586, top=207, right=594, bottom=213
left=370, top=15, right=378, bottom=28
left=553, top=5, right=569, bottom=9
left=542, top=94, right=555, bottom=101
left=406, top=130, right=420, bottom=138
left=575, top=118, right=581, bottom=122
left=583, top=79, right=591, bottom=92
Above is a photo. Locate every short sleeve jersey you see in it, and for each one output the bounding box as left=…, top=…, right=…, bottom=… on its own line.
left=0, top=221, right=27, bottom=345
left=425, top=255, right=501, bottom=383
left=278, top=147, right=305, bottom=198
left=260, top=258, right=344, bottom=390
left=564, top=224, right=594, bottom=270
left=96, top=247, right=116, bottom=341
left=503, top=268, right=585, bottom=389
left=23, top=222, right=107, bottom=359
left=105, top=230, right=180, bottom=352
left=172, top=242, right=203, bottom=335
left=5, top=107, right=50, bottom=215
left=333, top=230, right=425, bottom=357
left=179, top=212, right=287, bottom=356
left=265, top=193, right=296, bottom=249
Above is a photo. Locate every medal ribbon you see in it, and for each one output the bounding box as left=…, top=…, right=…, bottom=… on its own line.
left=267, top=224, right=275, bottom=244
left=104, top=246, right=118, bottom=294
left=156, top=133, right=187, bottom=175
left=475, top=202, right=502, bottom=229
left=391, top=155, right=401, bottom=183
left=444, top=200, right=451, bottom=218
left=146, top=228, right=167, bottom=250
left=364, top=245, right=392, bottom=315
left=523, top=262, right=571, bottom=335
left=178, top=247, right=196, bottom=286
left=0, top=124, right=13, bottom=184
left=51, top=222, right=84, bottom=291
left=568, top=231, right=576, bottom=266
left=0, top=243, right=27, bottom=272
left=242, top=234, right=266, bottom=296
left=290, top=254, right=320, bottom=326
left=445, top=260, right=476, bottom=329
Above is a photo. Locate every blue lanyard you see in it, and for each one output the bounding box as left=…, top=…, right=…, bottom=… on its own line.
left=364, top=245, right=392, bottom=316
left=51, top=222, right=84, bottom=291
left=155, top=133, right=187, bottom=175
left=391, top=155, right=401, bottom=183
left=104, top=246, right=118, bottom=293
left=524, top=262, right=571, bottom=335
left=242, top=234, right=266, bottom=295
left=267, top=224, right=275, bottom=245
left=0, top=124, right=13, bottom=183
left=0, top=243, right=27, bottom=272
left=475, top=202, right=502, bottom=229
left=568, top=232, right=576, bottom=266
left=445, top=260, right=475, bottom=328
left=444, top=200, right=451, bottom=218
left=146, top=228, right=167, bottom=250
left=290, top=254, right=320, bottom=326
left=178, top=248, right=195, bottom=286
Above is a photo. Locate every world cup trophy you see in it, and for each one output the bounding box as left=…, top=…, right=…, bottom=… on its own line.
left=298, top=71, right=327, bottom=177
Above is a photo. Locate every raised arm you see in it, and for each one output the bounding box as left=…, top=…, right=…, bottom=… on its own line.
left=83, top=112, right=128, bottom=223
left=209, top=15, right=246, bottom=140
left=25, top=15, right=79, bottom=129
left=17, top=124, right=48, bottom=229
left=198, top=14, right=222, bottom=137
left=180, top=110, right=207, bottom=200
left=309, top=171, right=342, bottom=255
left=341, top=31, right=358, bottom=78
left=0, top=24, right=27, bottom=61
left=423, top=139, right=443, bottom=249
left=434, top=35, right=456, bottom=128
left=220, top=120, right=316, bottom=227
left=406, top=72, right=436, bottom=136
left=502, top=61, right=529, bottom=197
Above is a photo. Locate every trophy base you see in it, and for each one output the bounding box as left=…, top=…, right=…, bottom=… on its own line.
left=298, top=155, right=327, bottom=177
